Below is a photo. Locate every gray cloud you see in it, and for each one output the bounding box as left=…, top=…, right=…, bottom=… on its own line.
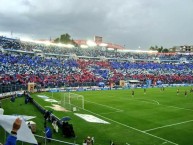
left=0, top=0, right=193, bottom=49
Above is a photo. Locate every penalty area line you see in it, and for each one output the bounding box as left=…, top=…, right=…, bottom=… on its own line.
left=160, top=104, right=193, bottom=112
left=144, top=119, right=193, bottom=132
left=125, top=98, right=160, bottom=105
left=84, top=100, right=123, bottom=112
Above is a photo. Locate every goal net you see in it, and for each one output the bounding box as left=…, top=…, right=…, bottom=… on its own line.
left=60, top=92, right=84, bottom=111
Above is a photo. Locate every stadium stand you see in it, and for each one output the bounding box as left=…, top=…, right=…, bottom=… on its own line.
left=1, top=36, right=193, bottom=94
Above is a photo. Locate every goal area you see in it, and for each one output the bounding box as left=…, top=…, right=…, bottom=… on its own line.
left=60, top=92, right=84, bottom=111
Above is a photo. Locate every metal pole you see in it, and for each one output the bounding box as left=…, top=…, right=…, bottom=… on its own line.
left=69, top=92, right=71, bottom=110
left=51, top=91, right=53, bottom=105
left=63, top=91, right=65, bottom=107
left=82, top=96, right=84, bottom=110
left=69, top=92, right=70, bottom=104
left=4, top=130, right=6, bottom=143
left=45, top=131, right=47, bottom=145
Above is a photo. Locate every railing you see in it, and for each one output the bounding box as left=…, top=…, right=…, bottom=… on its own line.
left=0, top=128, right=79, bottom=145
left=34, top=134, right=79, bottom=145
left=0, top=84, right=27, bottom=94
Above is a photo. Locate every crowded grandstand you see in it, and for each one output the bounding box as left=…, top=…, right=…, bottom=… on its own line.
left=1, top=35, right=193, bottom=145
left=0, top=36, right=193, bottom=93
left=0, top=36, right=193, bottom=92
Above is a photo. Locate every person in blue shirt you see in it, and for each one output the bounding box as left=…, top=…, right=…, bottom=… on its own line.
left=5, top=118, right=22, bottom=145
left=45, top=126, right=52, bottom=142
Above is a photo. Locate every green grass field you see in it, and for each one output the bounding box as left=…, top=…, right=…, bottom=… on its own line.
left=1, top=86, right=193, bottom=145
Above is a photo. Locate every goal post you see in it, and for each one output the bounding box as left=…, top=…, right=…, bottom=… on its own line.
left=61, top=92, right=84, bottom=111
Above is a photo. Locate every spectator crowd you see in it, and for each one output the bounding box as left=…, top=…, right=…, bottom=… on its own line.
left=1, top=36, right=193, bottom=93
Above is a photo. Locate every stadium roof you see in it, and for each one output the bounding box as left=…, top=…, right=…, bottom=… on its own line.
left=74, top=40, right=125, bottom=49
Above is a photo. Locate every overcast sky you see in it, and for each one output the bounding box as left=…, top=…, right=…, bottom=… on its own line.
left=0, top=0, right=193, bottom=49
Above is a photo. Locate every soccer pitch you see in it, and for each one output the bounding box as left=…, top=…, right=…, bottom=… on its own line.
left=1, top=86, right=193, bottom=145
left=30, top=86, right=193, bottom=145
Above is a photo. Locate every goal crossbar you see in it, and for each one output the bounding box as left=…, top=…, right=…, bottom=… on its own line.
left=61, top=92, right=84, bottom=111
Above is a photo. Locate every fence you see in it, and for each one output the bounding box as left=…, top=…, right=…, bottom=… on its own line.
left=0, top=82, right=100, bottom=94
left=0, top=84, right=27, bottom=94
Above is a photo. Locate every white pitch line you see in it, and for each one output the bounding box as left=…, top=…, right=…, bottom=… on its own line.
left=152, top=100, right=160, bottom=105
left=127, top=97, right=193, bottom=112
left=139, top=99, right=159, bottom=105
left=82, top=108, right=178, bottom=145
left=144, top=119, right=193, bottom=132
left=160, top=104, right=193, bottom=112
left=85, top=100, right=123, bottom=111
left=100, top=110, right=123, bottom=115
left=126, top=98, right=160, bottom=105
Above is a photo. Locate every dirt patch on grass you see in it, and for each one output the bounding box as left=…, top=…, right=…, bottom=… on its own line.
left=45, top=104, right=69, bottom=112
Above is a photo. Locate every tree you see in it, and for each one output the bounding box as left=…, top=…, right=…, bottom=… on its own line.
left=158, top=46, right=163, bottom=53
left=149, top=46, right=155, bottom=50
left=162, top=49, right=169, bottom=53
left=149, top=45, right=169, bottom=53
left=54, top=38, right=60, bottom=43
left=60, top=33, right=71, bottom=44
left=53, top=33, right=77, bottom=45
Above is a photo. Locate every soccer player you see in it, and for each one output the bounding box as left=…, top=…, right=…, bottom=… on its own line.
left=185, top=90, right=187, bottom=97
left=131, top=90, right=134, bottom=97
left=190, top=88, right=193, bottom=93
left=144, top=88, right=146, bottom=94
left=177, top=89, right=179, bottom=95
